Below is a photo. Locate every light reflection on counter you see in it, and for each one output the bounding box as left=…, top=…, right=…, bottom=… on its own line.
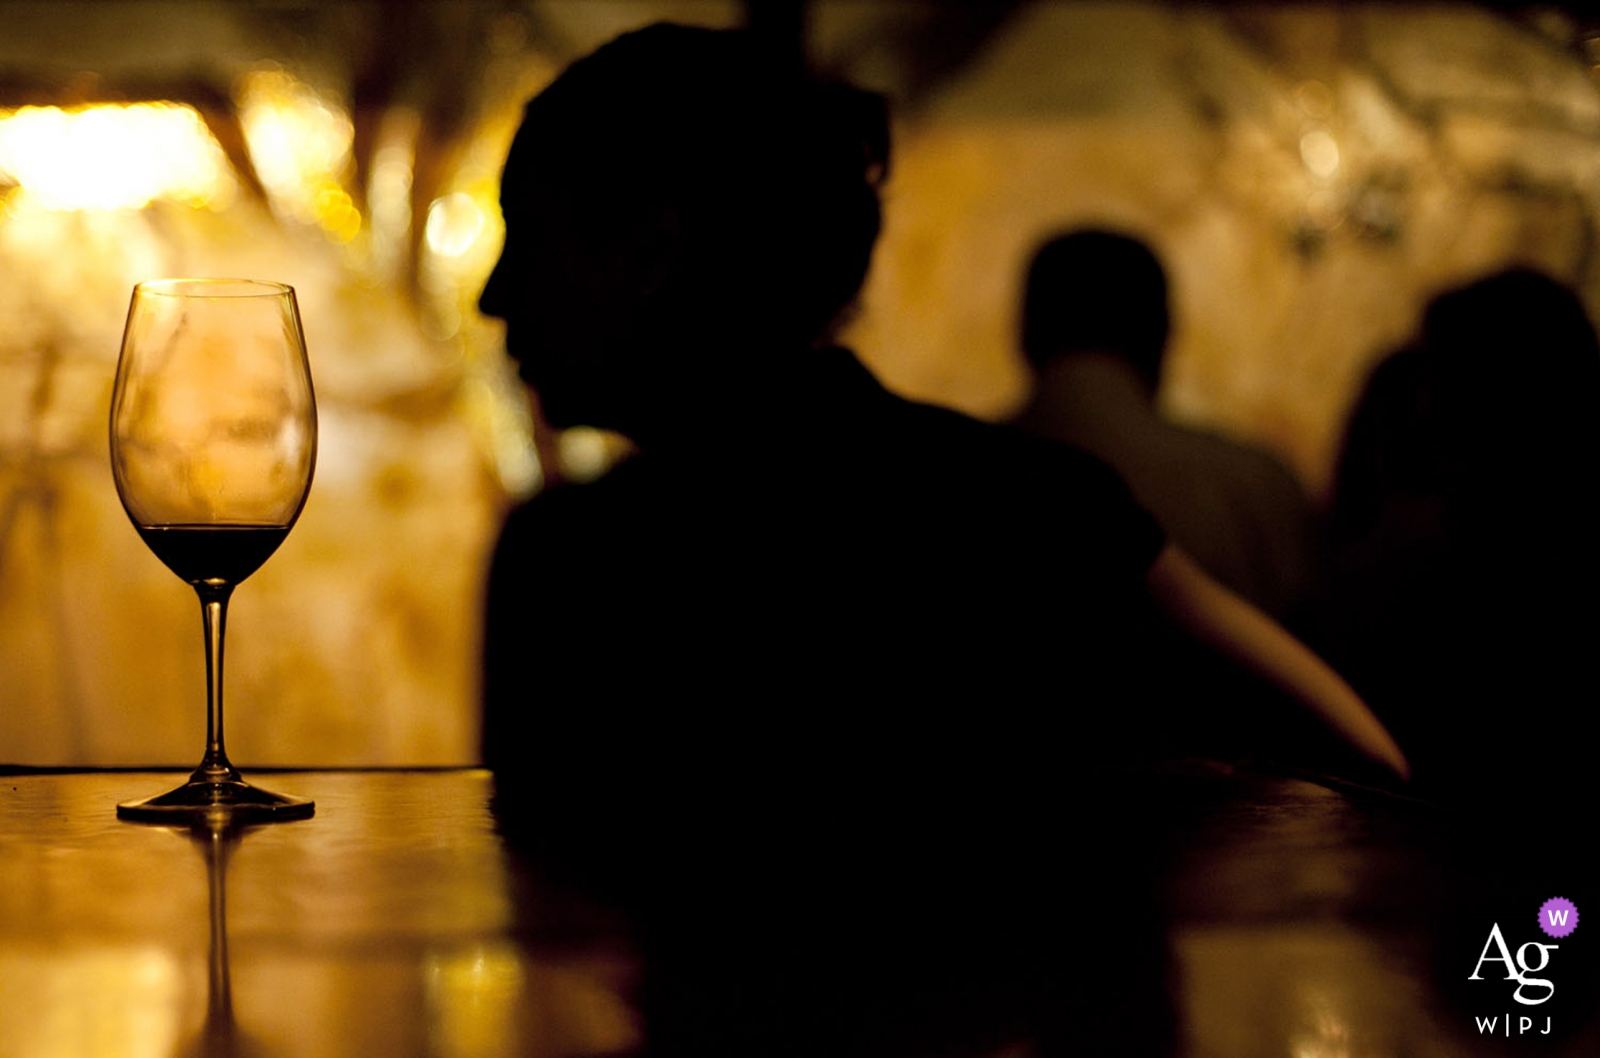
left=0, top=772, right=640, bottom=1058
left=427, top=944, right=527, bottom=1057
left=1177, top=926, right=1442, bottom=1057
left=0, top=946, right=186, bottom=1058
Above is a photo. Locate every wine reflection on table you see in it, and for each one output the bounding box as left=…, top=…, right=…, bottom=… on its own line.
left=116, top=811, right=266, bottom=1058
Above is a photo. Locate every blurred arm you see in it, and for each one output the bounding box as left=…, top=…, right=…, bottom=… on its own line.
left=1144, top=543, right=1411, bottom=781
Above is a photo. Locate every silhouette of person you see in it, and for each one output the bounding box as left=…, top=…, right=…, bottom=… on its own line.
left=1324, top=270, right=1600, bottom=1048
left=476, top=22, right=1405, bottom=1057
left=1014, top=229, right=1319, bottom=624
left=1324, top=267, right=1600, bottom=807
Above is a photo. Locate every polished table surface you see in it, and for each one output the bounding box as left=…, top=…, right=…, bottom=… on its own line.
left=0, top=770, right=638, bottom=1058
left=0, top=766, right=1594, bottom=1057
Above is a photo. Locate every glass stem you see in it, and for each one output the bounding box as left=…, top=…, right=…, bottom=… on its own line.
left=190, top=582, right=241, bottom=785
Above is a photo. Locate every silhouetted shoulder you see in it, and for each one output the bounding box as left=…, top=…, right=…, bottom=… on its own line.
left=490, top=347, right=1164, bottom=612
left=482, top=346, right=1168, bottom=783
left=786, top=346, right=1166, bottom=576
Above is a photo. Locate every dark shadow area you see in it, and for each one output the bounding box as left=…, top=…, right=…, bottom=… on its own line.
left=502, top=769, right=1181, bottom=1058
left=1320, top=268, right=1600, bottom=816
left=1396, top=300, right=1600, bottom=1043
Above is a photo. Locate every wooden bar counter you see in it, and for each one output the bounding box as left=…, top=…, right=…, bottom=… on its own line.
left=1, top=765, right=1595, bottom=1057
left=0, top=770, right=636, bottom=1058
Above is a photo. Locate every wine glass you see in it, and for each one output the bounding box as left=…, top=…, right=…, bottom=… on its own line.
left=110, top=278, right=317, bottom=823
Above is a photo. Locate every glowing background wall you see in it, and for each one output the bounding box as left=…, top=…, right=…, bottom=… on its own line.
left=2, top=1, right=1597, bottom=766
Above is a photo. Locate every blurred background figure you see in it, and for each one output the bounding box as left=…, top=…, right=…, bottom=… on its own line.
left=1013, top=229, right=1319, bottom=625
left=1323, top=267, right=1600, bottom=807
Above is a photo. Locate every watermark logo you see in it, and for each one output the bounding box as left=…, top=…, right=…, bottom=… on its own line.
left=1468, top=897, right=1579, bottom=1037
left=1538, top=897, right=1578, bottom=940
left=1469, top=923, right=1559, bottom=1005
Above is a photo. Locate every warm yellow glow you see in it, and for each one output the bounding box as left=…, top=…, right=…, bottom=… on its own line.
left=425, top=945, right=526, bottom=1058
left=0, top=947, right=182, bottom=1058
left=1290, top=1000, right=1354, bottom=1058
left=463, top=365, right=543, bottom=498
left=420, top=117, right=510, bottom=286
left=425, top=193, right=487, bottom=258
left=1295, top=80, right=1336, bottom=120
left=557, top=426, right=630, bottom=484
left=367, top=110, right=419, bottom=277
left=421, top=113, right=526, bottom=495
left=419, top=185, right=503, bottom=337
left=1300, top=129, right=1342, bottom=179
left=237, top=66, right=358, bottom=240
left=0, top=103, right=236, bottom=211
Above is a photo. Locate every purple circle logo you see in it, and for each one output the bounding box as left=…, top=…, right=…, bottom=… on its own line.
left=1539, top=897, right=1579, bottom=939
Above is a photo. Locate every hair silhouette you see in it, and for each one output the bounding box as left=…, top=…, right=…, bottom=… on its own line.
left=478, top=23, right=890, bottom=440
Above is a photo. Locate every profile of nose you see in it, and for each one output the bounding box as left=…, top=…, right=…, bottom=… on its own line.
left=479, top=267, right=506, bottom=321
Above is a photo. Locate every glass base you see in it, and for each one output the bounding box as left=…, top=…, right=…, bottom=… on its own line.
left=118, top=776, right=314, bottom=824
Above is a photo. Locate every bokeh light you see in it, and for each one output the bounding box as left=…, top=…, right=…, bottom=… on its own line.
left=237, top=66, right=359, bottom=240
left=0, top=104, right=236, bottom=211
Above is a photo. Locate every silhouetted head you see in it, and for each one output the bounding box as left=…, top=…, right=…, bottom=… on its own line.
left=1421, top=268, right=1600, bottom=482
left=1423, top=269, right=1600, bottom=407
left=1020, top=229, right=1170, bottom=392
left=479, top=22, right=889, bottom=441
